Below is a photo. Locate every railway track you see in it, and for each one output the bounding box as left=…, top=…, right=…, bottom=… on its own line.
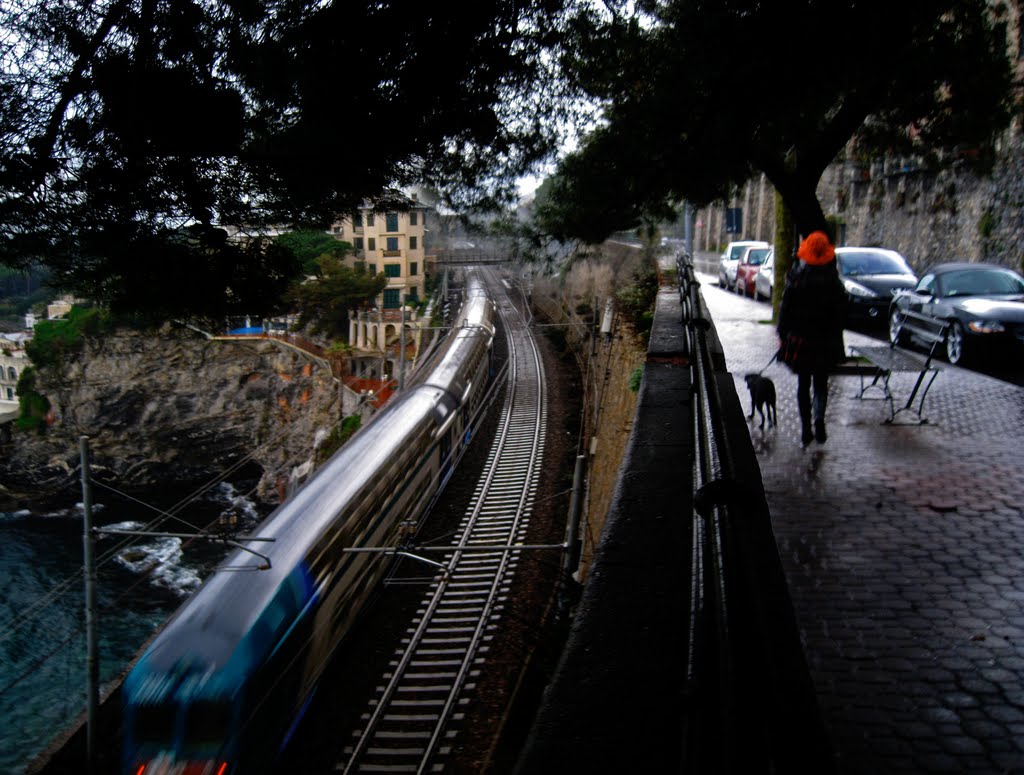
left=338, top=272, right=550, bottom=774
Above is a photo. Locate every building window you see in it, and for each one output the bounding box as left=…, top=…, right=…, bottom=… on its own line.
left=410, top=211, right=418, bottom=226
left=384, top=264, right=401, bottom=278
left=5, top=388, right=12, bottom=400
left=409, top=236, right=417, bottom=250
left=407, top=287, right=419, bottom=302
left=386, top=236, right=399, bottom=251
left=367, top=212, right=375, bottom=227
left=354, top=237, right=364, bottom=250
left=410, top=261, right=418, bottom=276
left=353, top=212, right=362, bottom=227
left=385, top=212, right=399, bottom=232
left=8, top=367, right=17, bottom=381
left=383, top=288, right=401, bottom=308
left=369, top=263, right=377, bottom=275
left=368, top=237, right=376, bottom=251
left=333, top=225, right=343, bottom=234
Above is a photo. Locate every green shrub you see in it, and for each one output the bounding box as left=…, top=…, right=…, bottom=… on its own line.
left=317, top=415, right=362, bottom=464
left=15, top=367, right=50, bottom=433
left=629, top=367, right=643, bottom=392
left=978, top=209, right=996, bottom=239
left=616, top=261, right=659, bottom=341
left=25, top=307, right=112, bottom=370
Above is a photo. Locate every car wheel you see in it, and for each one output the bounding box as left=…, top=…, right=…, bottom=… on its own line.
left=888, top=309, right=905, bottom=345
left=945, top=321, right=966, bottom=365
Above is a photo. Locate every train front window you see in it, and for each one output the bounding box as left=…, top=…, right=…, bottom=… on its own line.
left=134, top=704, right=177, bottom=743
left=185, top=700, right=232, bottom=745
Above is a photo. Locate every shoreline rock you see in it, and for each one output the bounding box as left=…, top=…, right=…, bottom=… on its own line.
left=0, top=325, right=342, bottom=513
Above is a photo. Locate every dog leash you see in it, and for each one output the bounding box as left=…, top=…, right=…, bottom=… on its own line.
left=756, top=351, right=779, bottom=376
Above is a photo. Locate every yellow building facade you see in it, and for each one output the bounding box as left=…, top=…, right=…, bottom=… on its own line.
left=329, top=196, right=430, bottom=310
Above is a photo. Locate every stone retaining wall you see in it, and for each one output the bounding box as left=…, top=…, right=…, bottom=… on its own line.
left=694, top=129, right=1024, bottom=273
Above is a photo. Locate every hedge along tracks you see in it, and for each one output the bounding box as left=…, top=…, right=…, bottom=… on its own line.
left=339, top=270, right=550, bottom=774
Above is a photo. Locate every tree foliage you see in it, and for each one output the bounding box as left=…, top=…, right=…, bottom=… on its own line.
left=287, top=257, right=388, bottom=339
left=275, top=231, right=353, bottom=276
left=0, top=0, right=572, bottom=315
left=24, top=305, right=113, bottom=369
left=15, top=366, right=50, bottom=433
left=539, top=0, right=1014, bottom=240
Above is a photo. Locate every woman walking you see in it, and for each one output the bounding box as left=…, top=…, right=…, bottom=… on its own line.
left=777, top=231, right=848, bottom=445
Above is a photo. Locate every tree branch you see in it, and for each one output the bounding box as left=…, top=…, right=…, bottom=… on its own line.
left=33, top=0, right=132, bottom=180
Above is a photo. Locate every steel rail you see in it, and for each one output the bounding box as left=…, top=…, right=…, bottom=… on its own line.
left=340, top=269, right=548, bottom=774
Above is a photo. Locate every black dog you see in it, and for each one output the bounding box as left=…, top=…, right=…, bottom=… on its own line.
left=744, top=373, right=777, bottom=429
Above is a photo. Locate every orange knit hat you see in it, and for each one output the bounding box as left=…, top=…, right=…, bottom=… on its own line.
left=797, top=231, right=835, bottom=265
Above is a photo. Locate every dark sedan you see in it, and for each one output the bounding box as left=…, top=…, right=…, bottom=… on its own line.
left=889, top=262, right=1024, bottom=366
left=835, top=247, right=919, bottom=327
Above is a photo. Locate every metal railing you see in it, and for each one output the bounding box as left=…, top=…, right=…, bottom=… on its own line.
left=675, top=250, right=833, bottom=773
left=677, top=250, right=740, bottom=768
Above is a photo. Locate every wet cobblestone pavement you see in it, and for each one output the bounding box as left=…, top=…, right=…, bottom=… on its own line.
left=700, top=274, right=1024, bottom=774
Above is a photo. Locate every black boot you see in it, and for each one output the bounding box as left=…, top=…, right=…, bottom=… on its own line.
left=815, top=419, right=827, bottom=443
left=801, top=419, right=814, bottom=446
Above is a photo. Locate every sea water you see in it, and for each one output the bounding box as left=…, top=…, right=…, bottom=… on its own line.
left=0, top=480, right=266, bottom=773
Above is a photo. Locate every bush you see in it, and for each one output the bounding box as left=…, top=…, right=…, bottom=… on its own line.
left=316, top=415, right=362, bottom=464
left=629, top=366, right=643, bottom=392
left=15, top=367, right=50, bottom=433
left=26, top=306, right=112, bottom=370
left=616, top=261, right=659, bottom=341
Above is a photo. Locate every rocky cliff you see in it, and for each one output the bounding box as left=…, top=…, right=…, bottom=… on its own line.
left=0, top=324, right=342, bottom=510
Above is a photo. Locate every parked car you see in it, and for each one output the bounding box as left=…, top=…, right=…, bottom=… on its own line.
left=889, top=262, right=1024, bottom=366
left=754, top=249, right=774, bottom=301
left=718, top=240, right=769, bottom=288
left=835, top=247, right=918, bottom=327
left=734, top=245, right=772, bottom=297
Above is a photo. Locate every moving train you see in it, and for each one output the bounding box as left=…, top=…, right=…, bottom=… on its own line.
left=121, top=274, right=496, bottom=775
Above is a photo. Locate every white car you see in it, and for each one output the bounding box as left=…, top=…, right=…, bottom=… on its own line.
left=718, top=240, right=769, bottom=287
left=754, top=249, right=775, bottom=301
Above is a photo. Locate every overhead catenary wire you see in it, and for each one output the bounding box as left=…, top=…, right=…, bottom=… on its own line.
left=0, top=408, right=300, bottom=652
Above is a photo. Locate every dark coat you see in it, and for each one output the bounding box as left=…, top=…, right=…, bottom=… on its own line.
left=777, top=260, right=847, bottom=373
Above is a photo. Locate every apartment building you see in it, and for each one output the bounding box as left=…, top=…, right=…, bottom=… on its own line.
left=329, top=195, right=431, bottom=309
left=0, top=337, right=27, bottom=406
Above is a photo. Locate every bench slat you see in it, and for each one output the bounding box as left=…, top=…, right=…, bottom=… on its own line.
left=850, top=345, right=934, bottom=374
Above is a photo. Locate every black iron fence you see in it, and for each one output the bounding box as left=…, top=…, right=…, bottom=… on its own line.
left=676, top=251, right=834, bottom=773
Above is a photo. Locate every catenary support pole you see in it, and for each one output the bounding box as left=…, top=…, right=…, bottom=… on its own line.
left=81, top=435, right=99, bottom=774
left=399, top=304, right=406, bottom=392
left=564, top=454, right=586, bottom=584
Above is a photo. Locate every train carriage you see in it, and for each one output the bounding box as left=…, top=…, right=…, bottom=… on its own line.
left=122, top=274, right=495, bottom=775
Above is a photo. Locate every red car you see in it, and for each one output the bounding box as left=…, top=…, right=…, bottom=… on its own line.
left=734, top=245, right=773, bottom=297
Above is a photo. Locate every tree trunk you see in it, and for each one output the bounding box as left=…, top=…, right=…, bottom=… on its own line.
left=772, top=174, right=828, bottom=239
left=772, top=191, right=795, bottom=322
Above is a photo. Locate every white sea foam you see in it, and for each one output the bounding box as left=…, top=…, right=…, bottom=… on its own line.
left=102, top=479, right=261, bottom=598
left=211, top=481, right=260, bottom=524
left=38, top=502, right=107, bottom=519
left=106, top=520, right=203, bottom=597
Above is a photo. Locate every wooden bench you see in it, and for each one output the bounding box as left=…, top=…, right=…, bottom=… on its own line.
left=849, top=310, right=950, bottom=424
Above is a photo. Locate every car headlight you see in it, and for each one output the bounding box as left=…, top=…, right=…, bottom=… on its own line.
left=843, top=279, right=879, bottom=298
left=967, top=319, right=1006, bottom=334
